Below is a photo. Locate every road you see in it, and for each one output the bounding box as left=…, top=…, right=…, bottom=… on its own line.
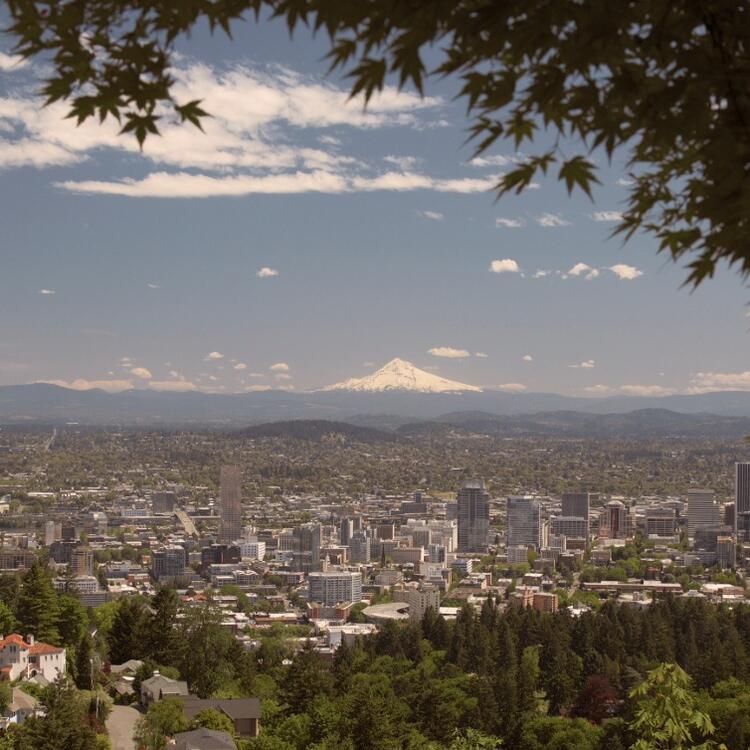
left=107, top=705, right=141, bottom=750
left=44, top=428, right=57, bottom=452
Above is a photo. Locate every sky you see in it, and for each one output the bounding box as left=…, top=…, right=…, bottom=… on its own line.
left=1, top=15, right=749, bottom=398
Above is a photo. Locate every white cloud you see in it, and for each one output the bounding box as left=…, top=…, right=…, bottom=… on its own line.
left=206, top=351, right=224, bottom=360
left=568, top=263, right=593, bottom=277
left=244, top=384, right=273, bottom=392
left=275, top=372, right=292, bottom=381
left=497, top=383, right=527, bottom=392
left=689, top=371, right=750, bottom=392
left=318, top=134, right=341, bottom=146
left=148, top=380, right=198, bottom=392
left=569, top=360, right=596, bottom=369
left=39, top=378, right=133, bottom=393
left=0, top=53, right=27, bottom=71
left=38, top=288, right=55, bottom=295
left=619, top=384, right=674, bottom=396
left=584, top=384, right=613, bottom=395
left=233, top=363, right=248, bottom=371
left=495, top=217, right=524, bottom=228
left=590, top=210, right=623, bottom=222
left=418, top=210, right=443, bottom=221
left=129, top=367, right=152, bottom=380
left=586, top=269, right=600, bottom=280
left=475, top=352, right=488, bottom=358
left=536, top=213, right=571, bottom=228
left=489, top=258, right=520, bottom=274
left=609, top=264, right=643, bottom=280
left=57, top=170, right=499, bottom=198
left=470, top=155, right=519, bottom=167
left=427, top=347, right=470, bottom=359
left=522, top=355, right=533, bottom=362
left=257, top=267, right=279, bottom=278
left=616, top=178, right=634, bottom=187
left=383, top=155, right=420, bottom=169
left=532, top=270, right=550, bottom=279
left=146, top=282, right=161, bottom=289
left=270, top=362, right=289, bottom=372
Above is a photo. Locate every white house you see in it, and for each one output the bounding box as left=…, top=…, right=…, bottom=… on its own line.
left=0, top=634, right=66, bottom=682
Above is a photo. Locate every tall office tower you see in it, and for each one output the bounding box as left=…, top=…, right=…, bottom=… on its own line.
left=457, top=480, right=490, bottom=552
left=339, top=517, right=354, bottom=546
left=43, top=521, right=56, bottom=547
left=294, top=523, right=322, bottom=572
left=561, top=492, right=590, bottom=524
left=717, top=536, right=737, bottom=569
left=71, top=546, right=94, bottom=577
left=687, top=489, right=721, bottom=539
left=599, top=500, right=633, bottom=539
left=219, top=465, right=242, bottom=543
left=736, top=463, right=750, bottom=542
left=507, top=496, right=543, bottom=549
left=151, top=545, right=187, bottom=582
left=349, top=531, right=371, bottom=564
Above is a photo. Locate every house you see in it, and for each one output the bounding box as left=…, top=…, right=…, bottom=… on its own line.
left=140, top=671, right=189, bottom=706
left=177, top=697, right=261, bottom=738
left=171, top=728, right=237, bottom=750
left=0, top=688, right=41, bottom=728
left=109, top=659, right=143, bottom=677
left=0, top=634, right=66, bottom=682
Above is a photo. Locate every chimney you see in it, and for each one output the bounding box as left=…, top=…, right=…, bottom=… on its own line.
left=26, top=634, right=34, bottom=646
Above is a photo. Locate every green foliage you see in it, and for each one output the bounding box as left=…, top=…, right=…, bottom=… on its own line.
left=191, top=707, right=235, bottom=736
left=0, top=681, right=12, bottom=714
left=7, top=2, right=750, bottom=283
left=15, top=677, right=99, bottom=750
left=629, top=663, right=718, bottom=750
left=107, top=597, right=146, bottom=665
left=134, top=697, right=189, bottom=750
left=448, top=728, right=501, bottom=749
left=58, top=595, right=89, bottom=648
left=16, top=559, right=60, bottom=645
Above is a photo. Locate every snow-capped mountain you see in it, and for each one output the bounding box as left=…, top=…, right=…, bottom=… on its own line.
left=321, top=358, right=483, bottom=393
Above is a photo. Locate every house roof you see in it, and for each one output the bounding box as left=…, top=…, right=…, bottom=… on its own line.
left=172, top=728, right=237, bottom=750
left=178, top=696, right=262, bottom=721
left=29, top=643, right=64, bottom=656
left=110, top=659, right=143, bottom=674
left=141, top=674, right=188, bottom=695
left=10, top=688, right=37, bottom=712
left=0, top=635, right=28, bottom=650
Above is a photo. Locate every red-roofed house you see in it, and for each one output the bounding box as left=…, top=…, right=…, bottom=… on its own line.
left=0, top=635, right=65, bottom=682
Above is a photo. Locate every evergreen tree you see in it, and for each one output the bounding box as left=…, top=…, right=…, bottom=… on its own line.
left=16, top=677, right=97, bottom=750
left=75, top=633, right=93, bottom=690
left=143, top=586, right=181, bottom=667
left=107, top=597, right=145, bottom=665
left=58, top=595, right=88, bottom=647
left=16, top=559, right=61, bottom=645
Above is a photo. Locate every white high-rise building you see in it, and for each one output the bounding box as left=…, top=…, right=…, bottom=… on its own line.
left=308, top=571, right=362, bottom=606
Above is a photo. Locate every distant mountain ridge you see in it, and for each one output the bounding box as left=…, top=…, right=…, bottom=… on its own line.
left=3, top=382, right=750, bottom=425
left=236, top=419, right=398, bottom=442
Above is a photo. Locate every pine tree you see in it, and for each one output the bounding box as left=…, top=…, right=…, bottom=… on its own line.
left=16, top=559, right=61, bottom=645
left=108, top=597, right=145, bottom=664
left=143, top=586, right=181, bottom=666
left=75, top=633, right=93, bottom=690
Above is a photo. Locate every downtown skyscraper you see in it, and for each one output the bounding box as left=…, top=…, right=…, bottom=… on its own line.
left=457, top=480, right=490, bottom=553
left=219, top=465, right=242, bottom=543
left=736, top=462, right=750, bottom=543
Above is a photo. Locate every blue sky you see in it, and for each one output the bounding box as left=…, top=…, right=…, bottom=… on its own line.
left=0, top=15, right=749, bottom=397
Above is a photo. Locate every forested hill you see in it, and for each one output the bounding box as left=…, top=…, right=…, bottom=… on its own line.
left=397, top=409, right=750, bottom=439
